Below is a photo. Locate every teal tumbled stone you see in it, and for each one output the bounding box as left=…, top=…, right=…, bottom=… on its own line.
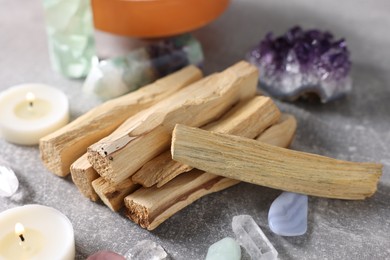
left=205, top=237, right=241, bottom=260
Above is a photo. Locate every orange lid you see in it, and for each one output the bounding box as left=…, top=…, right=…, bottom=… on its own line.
left=91, top=0, right=230, bottom=38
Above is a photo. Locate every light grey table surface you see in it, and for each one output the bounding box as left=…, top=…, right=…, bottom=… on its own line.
left=1, top=0, right=389, bottom=259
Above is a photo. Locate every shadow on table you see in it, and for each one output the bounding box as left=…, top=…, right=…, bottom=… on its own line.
left=147, top=180, right=389, bottom=259
left=8, top=171, right=36, bottom=204
left=291, top=63, right=390, bottom=124
left=275, top=182, right=390, bottom=259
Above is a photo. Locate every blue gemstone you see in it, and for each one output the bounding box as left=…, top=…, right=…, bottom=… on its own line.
left=268, top=192, right=308, bottom=236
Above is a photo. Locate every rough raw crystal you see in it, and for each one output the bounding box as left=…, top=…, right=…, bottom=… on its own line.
left=83, top=34, right=203, bottom=100
left=42, top=0, right=95, bottom=78
left=0, top=160, right=19, bottom=197
left=247, top=26, right=352, bottom=103
left=124, top=240, right=167, bottom=260
left=268, top=192, right=308, bottom=236
left=232, top=215, right=278, bottom=260
left=87, top=250, right=125, bottom=260
left=205, top=237, right=241, bottom=260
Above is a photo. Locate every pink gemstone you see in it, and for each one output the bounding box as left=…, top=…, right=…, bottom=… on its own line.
left=87, top=251, right=125, bottom=260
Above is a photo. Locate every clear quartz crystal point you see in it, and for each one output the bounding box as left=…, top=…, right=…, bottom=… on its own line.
left=124, top=240, right=167, bottom=260
left=205, top=237, right=241, bottom=260
left=83, top=34, right=203, bottom=100
left=0, top=160, right=19, bottom=197
left=232, top=215, right=278, bottom=260
left=42, top=0, right=95, bottom=78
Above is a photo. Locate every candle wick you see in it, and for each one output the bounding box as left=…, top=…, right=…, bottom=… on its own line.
left=19, top=234, right=25, bottom=242
left=29, top=101, right=33, bottom=108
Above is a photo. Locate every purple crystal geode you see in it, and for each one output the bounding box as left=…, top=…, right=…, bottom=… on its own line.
left=247, top=26, right=352, bottom=103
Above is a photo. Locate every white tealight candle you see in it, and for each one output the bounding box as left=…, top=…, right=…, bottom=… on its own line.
left=0, top=84, right=69, bottom=145
left=0, top=205, right=75, bottom=260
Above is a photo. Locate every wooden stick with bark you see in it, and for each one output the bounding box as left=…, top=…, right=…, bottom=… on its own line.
left=132, top=96, right=280, bottom=187
left=93, top=96, right=280, bottom=211
left=40, top=66, right=202, bottom=176
left=87, top=61, right=258, bottom=184
left=124, top=115, right=297, bottom=230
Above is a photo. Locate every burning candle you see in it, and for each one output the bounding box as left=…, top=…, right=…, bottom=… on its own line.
left=15, top=222, right=25, bottom=241
left=0, top=84, right=69, bottom=145
left=0, top=205, right=75, bottom=260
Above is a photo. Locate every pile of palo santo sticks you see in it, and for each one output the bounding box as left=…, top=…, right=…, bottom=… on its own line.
left=40, top=61, right=382, bottom=230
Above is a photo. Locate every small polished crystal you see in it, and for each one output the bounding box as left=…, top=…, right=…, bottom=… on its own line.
left=247, top=26, right=352, bottom=103
left=205, top=237, right=241, bottom=260
left=124, top=240, right=167, bottom=260
left=268, top=192, right=308, bottom=236
left=83, top=34, right=203, bottom=100
left=0, top=160, right=19, bottom=197
left=232, top=215, right=278, bottom=260
left=87, top=250, right=125, bottom=260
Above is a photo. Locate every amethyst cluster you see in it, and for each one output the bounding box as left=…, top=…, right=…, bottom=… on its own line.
left=247, top=26, right=352, bottom=102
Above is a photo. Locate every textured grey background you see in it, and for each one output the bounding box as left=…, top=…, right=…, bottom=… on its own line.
left=1, top=0, right=389, bottom=259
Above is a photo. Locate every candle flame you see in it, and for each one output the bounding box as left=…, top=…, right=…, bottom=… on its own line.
left=26, top=92, right=35, bottom=103
left=26, top=92, right=35, bottom=108
left=15, top=222, right=25, bottom=236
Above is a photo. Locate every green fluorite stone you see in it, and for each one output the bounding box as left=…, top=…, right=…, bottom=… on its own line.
left=205, top=237, right=241, bottom=260
left=43, top=0, right=95, bottom=78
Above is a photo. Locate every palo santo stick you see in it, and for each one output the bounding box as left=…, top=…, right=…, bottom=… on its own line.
left=96, top=100, right=283, bottom=210
left=126, top=170, right=237, bottom=230
left=70, top=152, right=139, bottom=208
left=103, top=96, right=279, bottom=210
left=88, top=61, right=258, bottom=184
left=132, top=151, right=178, bottom=187
left=256, top=114, right=297, bottom=147
left=92, top=177, right=140, bottom=211
left=125, top=116, right=297, bottom=230
left=40, top=66, right=202, bottom=177
left=70, top=153, right=100, bottom=201
left=172, top=124, right=382, bottom=200
left=132, top=96, right=281, bottom=187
